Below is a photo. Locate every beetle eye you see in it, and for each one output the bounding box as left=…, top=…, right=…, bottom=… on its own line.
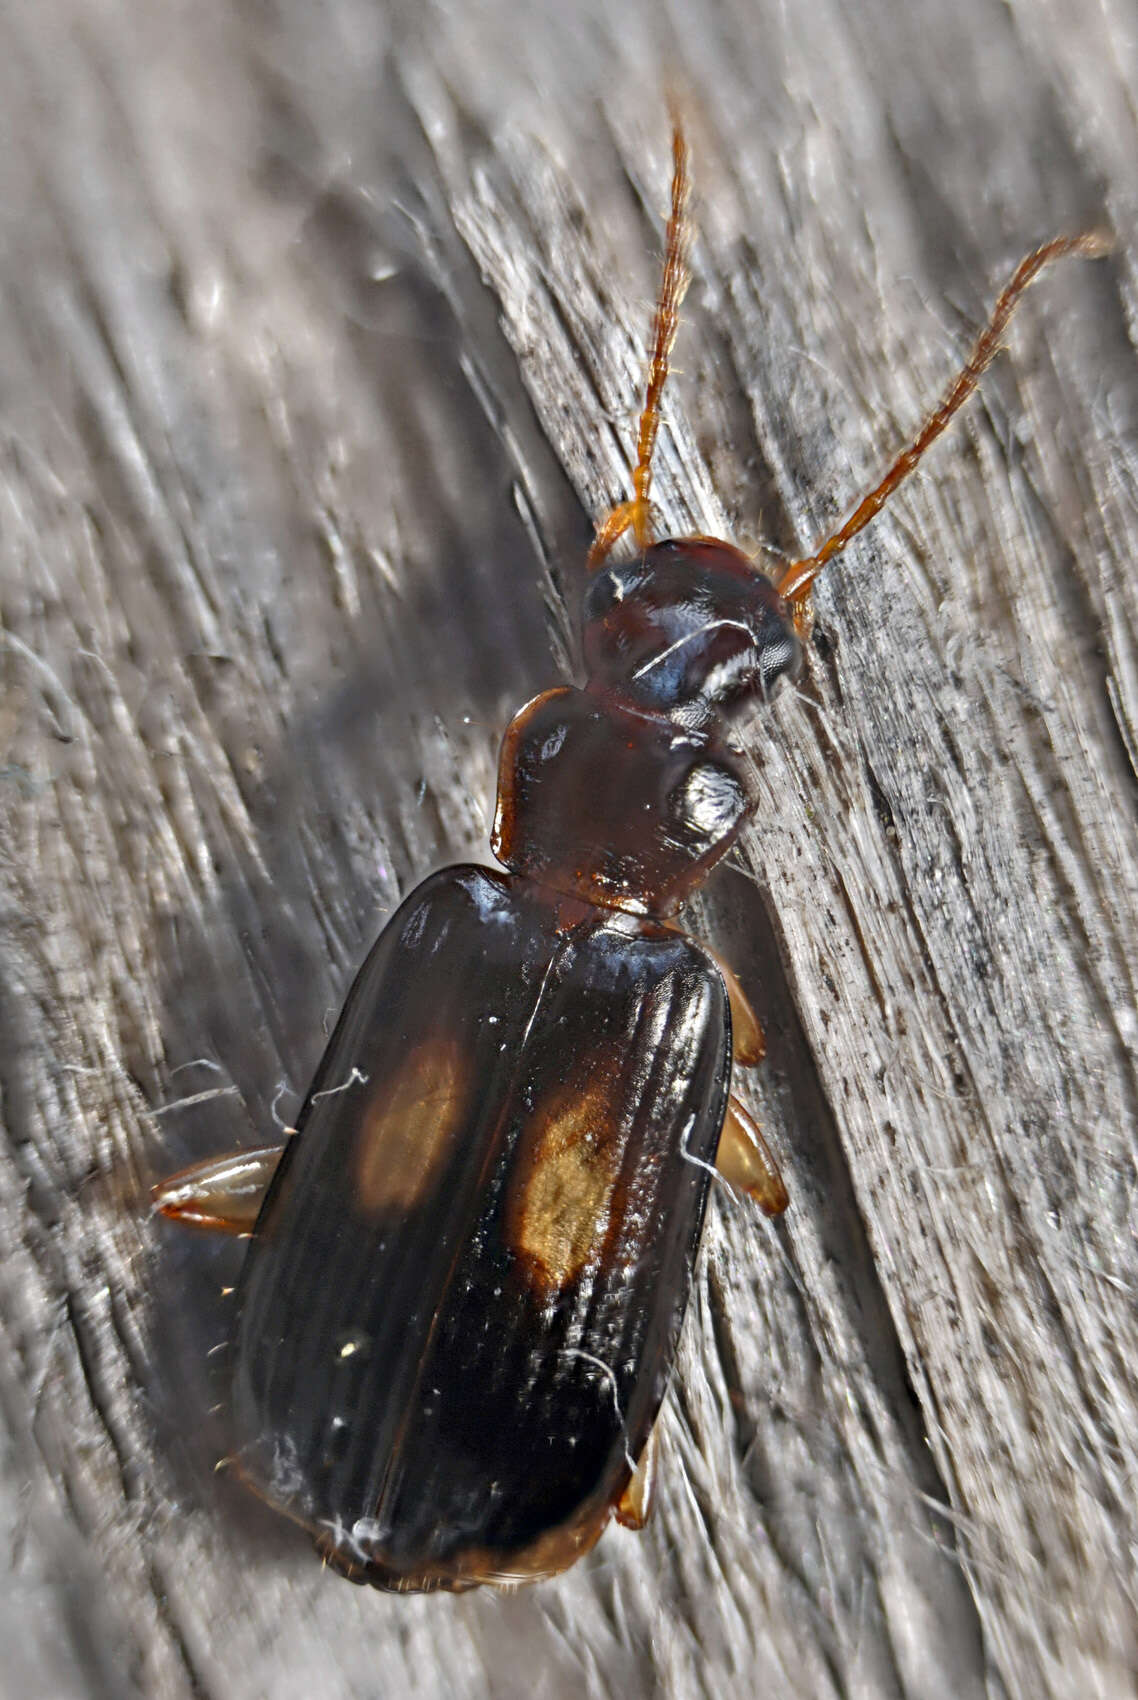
left=756, top=624, right=802, bottom=702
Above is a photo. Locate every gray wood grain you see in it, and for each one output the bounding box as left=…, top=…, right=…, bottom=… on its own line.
left=1, top=1, right=1135, bottom=1696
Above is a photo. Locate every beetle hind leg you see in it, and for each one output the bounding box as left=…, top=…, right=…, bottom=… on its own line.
left=615, top=1424, right=660, bottom=1530
left=151, top=1142, right=287, bottom=1233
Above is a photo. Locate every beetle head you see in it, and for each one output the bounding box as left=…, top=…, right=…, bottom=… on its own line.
left=582, top=537, right=801, bottom=724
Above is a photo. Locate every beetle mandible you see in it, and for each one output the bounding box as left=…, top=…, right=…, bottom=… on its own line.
left=154, top=121, right=1108, bottom=1592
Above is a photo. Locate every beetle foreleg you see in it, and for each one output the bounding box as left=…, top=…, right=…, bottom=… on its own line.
left=716, top=1096, right=788, bottom=1215
left=152, top=1142, right=288, bottom=1233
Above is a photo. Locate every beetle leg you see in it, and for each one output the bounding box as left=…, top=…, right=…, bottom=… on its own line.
left=712, top=954, right=765, bottom=1066
left=663, top=928, right=766, bottom=1065
left=151, top=1142, right=288, bottom=1234
left=716, top=1096, right=788, bottom=1215
left=615, top=1422, right=659, bottom=1530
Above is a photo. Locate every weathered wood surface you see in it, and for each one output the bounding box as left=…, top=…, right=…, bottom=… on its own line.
left=2, top=1, right=1136, bottom=1696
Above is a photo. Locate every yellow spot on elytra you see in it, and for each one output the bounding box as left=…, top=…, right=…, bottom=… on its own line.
left=506, top=1079, right=625, bottom=1294
left=354, top=1036, right=468, bottom=1215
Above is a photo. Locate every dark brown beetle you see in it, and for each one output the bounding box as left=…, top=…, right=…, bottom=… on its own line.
left=154, top=123, right=1107, bottom=1591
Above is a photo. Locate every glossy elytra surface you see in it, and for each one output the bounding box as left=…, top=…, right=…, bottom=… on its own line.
left=231, top=865, right=729, bottom=1590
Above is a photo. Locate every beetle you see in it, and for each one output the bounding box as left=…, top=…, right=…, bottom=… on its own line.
left=153, top=122, right=1107, bottom=1592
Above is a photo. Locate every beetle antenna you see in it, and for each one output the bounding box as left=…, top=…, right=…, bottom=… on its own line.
left=588, top=118, right=694, bottom=570
left=777, top=230, right=1113, bottom=607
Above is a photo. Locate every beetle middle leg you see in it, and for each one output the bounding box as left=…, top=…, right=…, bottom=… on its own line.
left=700, top=946, right=784, bottom=1208
left=716, top=1095, right=788, bottom=1215
left=152, top=1142, right=287, bottom=1233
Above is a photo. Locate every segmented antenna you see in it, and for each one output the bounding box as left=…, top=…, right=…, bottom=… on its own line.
left=588, top=122, right=694, bottom=570
left=777, top=230, right=1112, bottom=606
